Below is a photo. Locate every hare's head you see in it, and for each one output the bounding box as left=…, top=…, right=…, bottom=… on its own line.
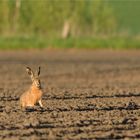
left=26, top=66, right=41, bottom=89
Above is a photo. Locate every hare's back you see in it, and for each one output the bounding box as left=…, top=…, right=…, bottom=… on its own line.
left=20, top=91, right=32, bottom=105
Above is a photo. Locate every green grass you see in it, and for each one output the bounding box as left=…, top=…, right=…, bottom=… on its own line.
left=0, top=1, right=140, bottom=50
left=107, top=0, right=140, bottom=34
left=0, top=36, right=140, bottom=50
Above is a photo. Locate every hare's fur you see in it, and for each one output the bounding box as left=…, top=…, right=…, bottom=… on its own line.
left=20, top=67, right=43, bottom=108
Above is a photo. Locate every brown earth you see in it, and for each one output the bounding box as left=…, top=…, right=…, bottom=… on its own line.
left=0, top=49, right=140, bottom=139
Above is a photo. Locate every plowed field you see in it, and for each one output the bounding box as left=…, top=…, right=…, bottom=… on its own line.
left=0, top=50, right=140, bottom=139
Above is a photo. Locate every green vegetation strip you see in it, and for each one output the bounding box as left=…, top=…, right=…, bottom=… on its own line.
left=0, top=36, right=140, bottom=50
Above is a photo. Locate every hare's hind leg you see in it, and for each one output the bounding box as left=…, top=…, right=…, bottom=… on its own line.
left=38, top=99, right=43, bottom=108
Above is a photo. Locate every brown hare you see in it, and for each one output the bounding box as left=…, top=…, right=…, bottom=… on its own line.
left=20, top=66, right=43, bottom=108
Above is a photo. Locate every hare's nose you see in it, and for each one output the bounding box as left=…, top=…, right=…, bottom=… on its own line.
left=38, top=83, right=41, bottom=88
left=37, top=81, right=40, bottom=85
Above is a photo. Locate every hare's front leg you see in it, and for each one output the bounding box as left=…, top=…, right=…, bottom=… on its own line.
left=38, top=99, right=43, bottom=108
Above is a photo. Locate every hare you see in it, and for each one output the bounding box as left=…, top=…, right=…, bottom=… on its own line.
left=20, top=66, right=43, bottom=108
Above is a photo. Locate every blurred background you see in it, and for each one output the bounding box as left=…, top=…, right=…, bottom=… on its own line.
left=0, top=0, right=140, bottom=49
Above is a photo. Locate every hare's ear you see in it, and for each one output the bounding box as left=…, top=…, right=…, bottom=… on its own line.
left=37, top=66, right=41, bottom=76
left=35, top=66, right=41, bottom=76
left=26, top=67, right=34, bottom=79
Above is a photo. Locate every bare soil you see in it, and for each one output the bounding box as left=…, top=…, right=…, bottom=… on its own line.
left=0, top=50, right=140, bottom=140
